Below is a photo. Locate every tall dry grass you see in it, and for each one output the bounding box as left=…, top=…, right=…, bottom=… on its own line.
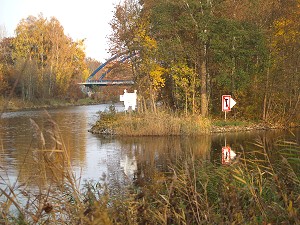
left=126, top=137, right=300, bottom=224
left=1, top=109, right=299, bottom=224
left=91, top=108, right=211, bottom=136
left=0, top=112, right=114, bottom=224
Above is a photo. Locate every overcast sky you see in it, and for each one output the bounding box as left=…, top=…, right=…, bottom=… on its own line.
left=0, top=0, right=121, bottom=62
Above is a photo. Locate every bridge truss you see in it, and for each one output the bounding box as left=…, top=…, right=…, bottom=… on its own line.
left=78, top=51, right=136, bottom=89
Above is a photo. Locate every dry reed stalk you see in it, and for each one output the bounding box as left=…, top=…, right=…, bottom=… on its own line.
left=0, top=113, right=88, bottom=224
left=114, top=112, right=210, bottom=136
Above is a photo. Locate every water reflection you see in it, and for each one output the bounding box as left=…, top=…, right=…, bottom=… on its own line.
left=0, top=105, right=113, bottom=187
left=1, top=105, right=299, bottom=192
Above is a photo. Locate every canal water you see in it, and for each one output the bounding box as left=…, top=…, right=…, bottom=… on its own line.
left=0, top=104, right=299, bottom=190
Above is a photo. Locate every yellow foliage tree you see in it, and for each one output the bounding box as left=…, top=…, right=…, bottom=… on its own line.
left=110, top=0, right=167, bottom=112
left=13, top=15, right=88, bottom=99
left=135, top=19, right=166, bottom=112
left=0, top=64, right=8, bottom=94
left=171, top=63, right=198, bottom=115
left=268, top=0, right=300, bottom=123
left=273, top=2, right=300, bottom=48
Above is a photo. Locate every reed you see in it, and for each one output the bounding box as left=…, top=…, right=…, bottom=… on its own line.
left=91, top=109, right=211, bottom=136
left=1, top=113, right=299, bottom=224
left=125, top=139, right=300, bottom=224
left=0, top=112, right=113, bottom=224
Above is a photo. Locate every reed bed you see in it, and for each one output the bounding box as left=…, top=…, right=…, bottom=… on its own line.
left=0, top=112, right=299, bottom=224
left=90, top=108, right=211, bottom=136
left=123, top=138, right=300, bottom=224
left=0, top=113, right=113, bottom=224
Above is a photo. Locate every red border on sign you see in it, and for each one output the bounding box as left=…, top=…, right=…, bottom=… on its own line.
left=222, top=147, right=231, bottom=164
left=222, top=95, right=231, bottom=112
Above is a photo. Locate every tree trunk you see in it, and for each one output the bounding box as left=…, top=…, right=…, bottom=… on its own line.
left=192, top=64, right=196, bottom=114
left=151, top=88, right=157, bottom=114
left=185, top=91, right=188, bottom=116
left=200, top=58, right=208, bottom=117
left=263, top=60, right=270, bottom=121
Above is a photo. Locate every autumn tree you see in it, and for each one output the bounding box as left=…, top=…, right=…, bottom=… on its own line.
left=0, top=27, right=7, bottom=95
left=147, top=0, right=212, bottom=116
left=265, top=0, right=300, bottom=124
left=109, top=0, right=300, bottom=124
left=110, top=0, right=166, bottom=113
left=0, top=36, right=14, bottom=97
left=12, top=14, right=89, bottom=100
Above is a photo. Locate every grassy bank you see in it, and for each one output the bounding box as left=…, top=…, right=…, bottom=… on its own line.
left=90, top=108, right=211, bottom=136
left=0, top=97, right=100, bottom=112
left=89, top=108, right=282, bottom=136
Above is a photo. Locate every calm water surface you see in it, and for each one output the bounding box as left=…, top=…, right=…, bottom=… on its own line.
left=1, top=104, right=299, bottom=189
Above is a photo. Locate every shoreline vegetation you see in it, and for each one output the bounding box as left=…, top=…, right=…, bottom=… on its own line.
left=1, top=98, right=299, bottom=135
left=88, top=106, right=299, bottom=136
left=0, top=97, right=104, bottom=113
left=1, top=103, right=299, bottom=224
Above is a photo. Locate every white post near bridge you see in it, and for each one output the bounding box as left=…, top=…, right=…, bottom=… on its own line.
left=120, top=89, right=137, bottom=111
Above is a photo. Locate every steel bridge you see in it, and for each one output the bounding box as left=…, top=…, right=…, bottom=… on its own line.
left=78, top=80, right=134, bottom=88
left=78, top=52, right=136, bottom=88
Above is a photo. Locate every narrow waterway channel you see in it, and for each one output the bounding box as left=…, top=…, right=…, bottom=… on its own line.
left=1, top=104, right=299, bottom=190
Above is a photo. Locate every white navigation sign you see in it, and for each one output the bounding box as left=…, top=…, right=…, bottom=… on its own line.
left=222, top=146, right=237, bottom=165
left=222, top=95, right=236, bottom=111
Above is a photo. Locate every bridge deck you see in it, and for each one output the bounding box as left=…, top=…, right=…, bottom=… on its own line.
left=79, top=80, right=134, bottom=87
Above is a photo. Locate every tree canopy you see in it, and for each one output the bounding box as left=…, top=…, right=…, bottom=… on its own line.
left=109, top=0, right=300, bottom=124
left=1, top=1, right=299, bottom=125
left=0, top=14, right=89, bottom=101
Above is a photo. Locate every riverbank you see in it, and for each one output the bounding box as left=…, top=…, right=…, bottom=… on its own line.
left=89, top=110, right=211, bottom=136
left=210, top=121, right=282, bottom=133
left=2, top=98, right=297, bottom=133
left=89, top=110, right=294, bottom=136
left=0, top=97, right=102, bottom=113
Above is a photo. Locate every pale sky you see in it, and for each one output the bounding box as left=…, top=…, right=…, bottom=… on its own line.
left=0, top=0, right=121, bottom=62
